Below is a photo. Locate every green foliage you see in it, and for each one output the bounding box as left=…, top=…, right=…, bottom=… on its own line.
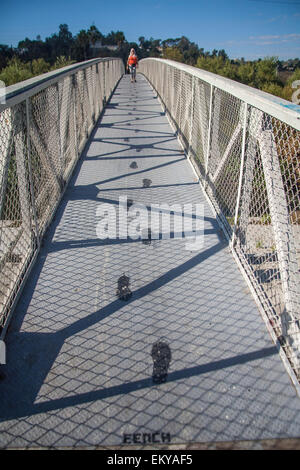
left=0, top=57, right=33, bottom=85
left=196, top=56, right=238, bottom=80
left=0, top=24, right=299, bottom=103
left=163, top=47, right=184, bottom=62
left=0, top=44, right=14, bottom=70
left=280, top=69, right=300, bottom=102
left=87, top=25, right=103, bottom=46
left=255, top=56, right=278, bottom=87
left=196, top=55, right=224, bottom=74
left=138, top=37, right=161, bottom=58
left=31, top=58, right=50, bottom=75
left=195, top=55, right=294, bottom=100
left=281, top=84, right=293, bottom=101
left=219, top=60, right=238, bottom=80
left=0, top=55, right=75, bottom=86
left=51, top=56, right=74, bottom=70
left=286, top=67, right=300, bottom=86
left=104, top=31, right=125, bottom=46
left=75, top=30, right=90, bottom=60
left=261, top=82, right=284, bottom=98
left=237, top=62, right=256, bottom=87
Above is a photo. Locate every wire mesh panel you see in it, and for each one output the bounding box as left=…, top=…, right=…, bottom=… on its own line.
left=58, top=75, right=76, bottom=180
left=206, top=89, right=244, bottom=237
left=172, top=68, right=182, bottom=129
left=235, top=109, right=300, bottom=376
left=0, top=58, right=124, bottom=335
left=189, top=77, right=211, bottom=178
left=75, top=69, right=87, bottom=150
left=139, top=58, right=300, bottom=383
left=0, top=103, right=35, bottom=331
left=179, top=71, right=193, bottom=146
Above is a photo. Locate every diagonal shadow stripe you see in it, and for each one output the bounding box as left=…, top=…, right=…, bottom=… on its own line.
left=1, top=346, right=277, bottom=421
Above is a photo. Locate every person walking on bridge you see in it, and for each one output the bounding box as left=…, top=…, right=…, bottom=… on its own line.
left=127, top=48, right=138, bottom=83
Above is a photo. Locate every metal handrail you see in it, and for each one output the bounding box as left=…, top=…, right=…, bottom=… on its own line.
left=141, top=58, right=300, bottom=129
left=1, top=58, right=122, bottom=110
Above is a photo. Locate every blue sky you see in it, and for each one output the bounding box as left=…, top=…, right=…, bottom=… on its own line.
left=1, top=0, right=300, bottom=60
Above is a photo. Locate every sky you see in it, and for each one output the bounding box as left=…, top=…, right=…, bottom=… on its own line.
left=0, top=0, right=300, bottom=60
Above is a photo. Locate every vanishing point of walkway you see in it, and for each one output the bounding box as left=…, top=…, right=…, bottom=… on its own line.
left=0, top=75, right=300, bottom=448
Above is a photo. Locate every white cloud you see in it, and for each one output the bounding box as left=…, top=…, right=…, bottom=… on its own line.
left=249, top=35, right=280, bottom=40
left=285, top=33, right=300, bottom=39
left=248, top=33, right=300, bottom=45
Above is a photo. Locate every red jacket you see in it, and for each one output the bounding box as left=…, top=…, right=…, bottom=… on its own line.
left=128, top=55, right=138, bottom=66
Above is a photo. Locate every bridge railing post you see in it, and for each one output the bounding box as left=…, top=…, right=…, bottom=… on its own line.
left=231, top=101, right=248, bottom=249
left=14, top=104, right=33, bottom=248
left=25, top=97, right=39, bottom=246
left=187, top=76, right=195, bottom=161
left=72, top=74, right=79, bottom=161
left=204, top=84, right=214, bottom=190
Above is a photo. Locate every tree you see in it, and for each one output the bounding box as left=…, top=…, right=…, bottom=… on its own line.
left=57, top=24, right=73, bottom=57
left=220, top=60, right=238, bottom=80
left=115, top=31, right=125, bottom=47
left=87, top=25, right=103, bottom=58
left=44, top=25, right=73, bottom=63
left=183, top=43, right=199, bottom=65
left=0, top=44, right=13, bottom=70
left=287, top=67, right=300, bottom=86
left=18, top=37, right=48, bottom=62
left=75, top=30, right=90, bottom=60
left=138, top=36, right=145, bottom=48
left=256, top=57, right=278, bottom=87
left=261, top=82, right=284, bottom=98
left=281, top=67, right=300, bottom=101
left=177, top=36, right=191, bottom=53
left=0, top=57, right=32, bottom=86
left=51, top=56, right=74, bottom=70
left=163, top=47, right=184, bottom=62
left=104, top=30, right=125, bottom=46
left=149, top=38, right=161, bottom=57
left=237, top=61, right=256, bottom=87
left=196, top=55, right=225, bottom=74
left=31, top=58, right=50, bottom=75
left=161, top=38, right=179, bottom=49
left=218, top=49, right=228, bottom=60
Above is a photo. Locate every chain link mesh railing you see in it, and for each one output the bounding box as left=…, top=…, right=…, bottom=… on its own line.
left=139, top=58, right=300, bottom=384
left=0, top=57, right=124, bottom=336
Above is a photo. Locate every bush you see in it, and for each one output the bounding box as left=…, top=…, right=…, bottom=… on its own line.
left=0, top=56, right=74, bottom=86
left=163, top=47, right=184, bottom=62
left=0, top=57, right=32, bottom=86
left=237, top=62, right=256, bottom=87
left=261, top=82, right=284, bottom=98
left=51, top=56, right=74, bottom=70
left=31, top=58, right=50, bottom=75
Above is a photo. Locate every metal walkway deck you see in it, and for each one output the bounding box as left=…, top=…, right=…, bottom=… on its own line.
left=0, top=74, right=300, bottom=448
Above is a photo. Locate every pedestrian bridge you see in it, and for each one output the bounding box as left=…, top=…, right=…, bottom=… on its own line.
left=0, top=57, right=300, bottom=448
